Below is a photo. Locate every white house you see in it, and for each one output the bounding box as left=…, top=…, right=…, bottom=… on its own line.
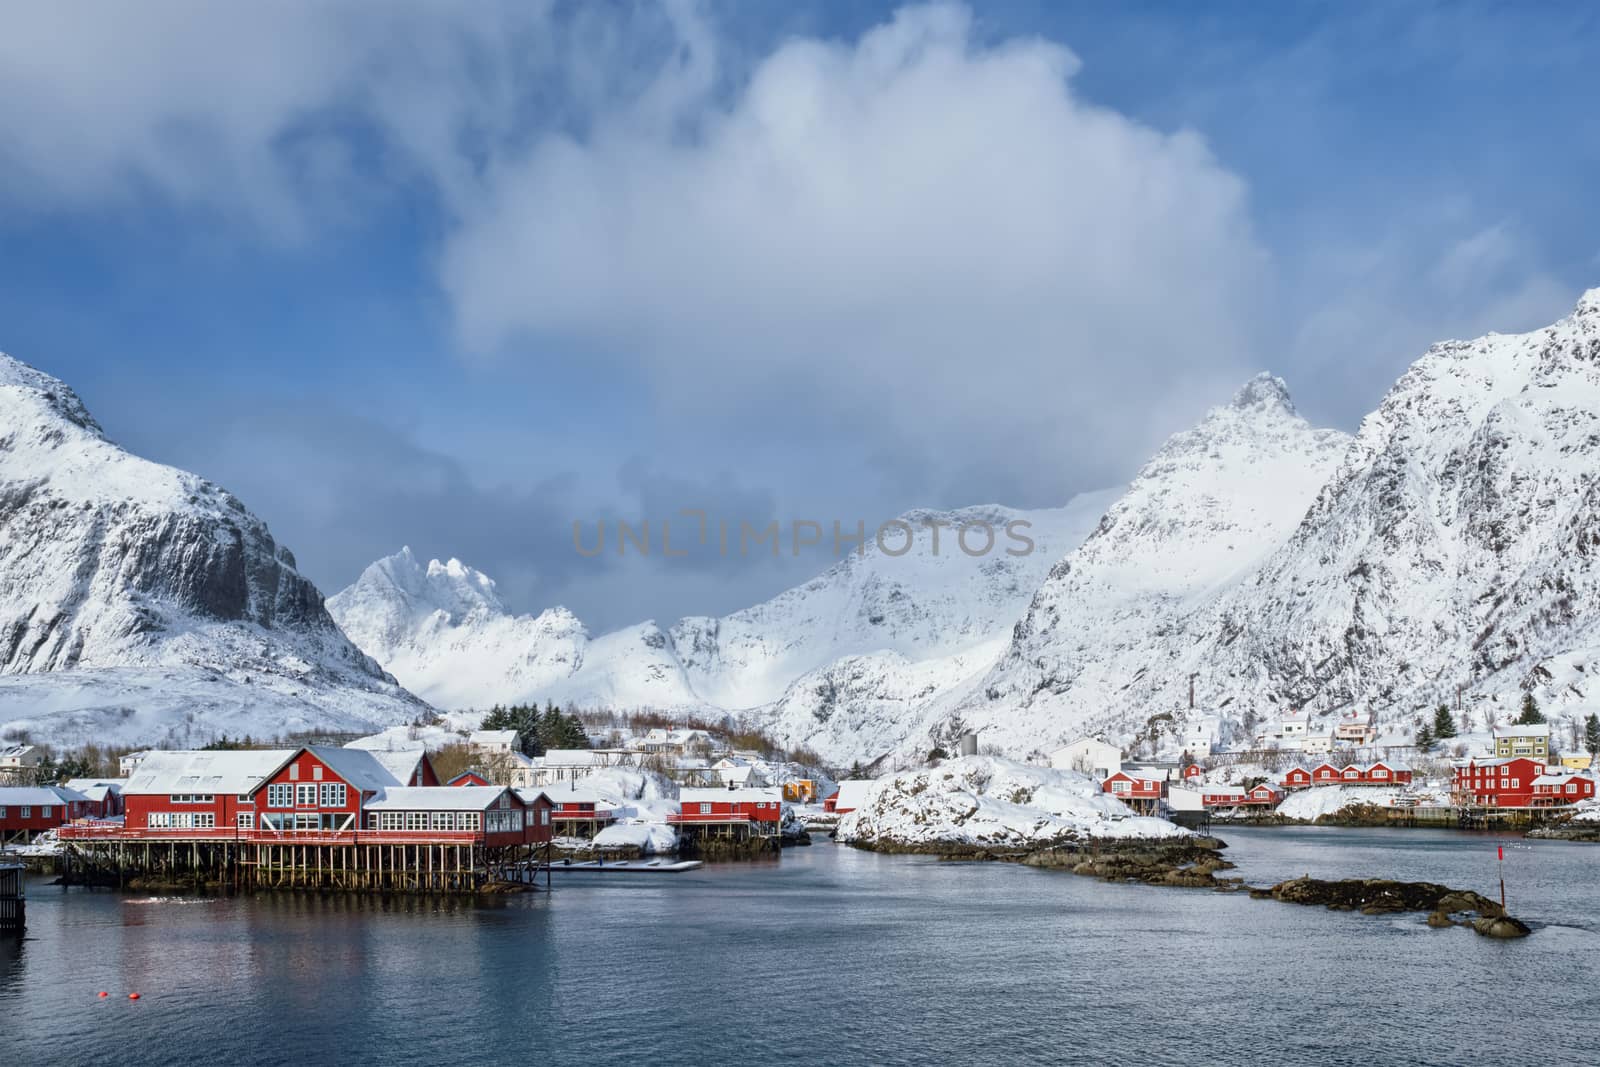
left=1, top=744, right=41, bottom=772
left=1180, top=717, right=1220, bottom=759
left=469, top=729, right=520, bottom=755
left=713, top=756, right=766, bottom=788
left=1048, top=737, right=1123, bottom=781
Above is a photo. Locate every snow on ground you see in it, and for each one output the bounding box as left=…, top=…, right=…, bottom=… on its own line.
left=834, top=755, right=1188, bottom=850
left=1276, top=785, right=1405, bottom=821
left=562, top=767, right=680, bottom=852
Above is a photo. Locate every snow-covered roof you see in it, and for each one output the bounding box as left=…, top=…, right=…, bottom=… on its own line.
left=1113, top=768, right=1167, bottom=784
left=303, top=746, right=403, bottom=794
left=63, top=779, right=125, bottom=802
left=124, top=750, right=293, bottom=795
left=470, top=729, right=519, bottom=745
left=539, top=786, right=610, bottom=807
left=1493, top=724, right=1551, bottom=738
left=0, top=785, right=88, bottom=806
left=833, top=779, right=877, bottom=810
left=1532, top=774, right=1579, bottom=787
left=679, top=787, right=782, bottom=804
left=366, top=786, right=511, bottom=811
left=360, top=748, right=428, bottom=784
left=540, top=749, right=598, bottom=766
left=1201, top=785, right=1247, bottom=796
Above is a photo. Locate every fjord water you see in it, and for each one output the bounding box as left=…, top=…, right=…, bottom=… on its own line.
left=3, top=828, right=1595, bottom=1066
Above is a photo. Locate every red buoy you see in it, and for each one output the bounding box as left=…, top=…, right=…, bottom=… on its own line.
left=97, top=991, right=109, bottom=998
left=128, top=992, right=141, bottom=1000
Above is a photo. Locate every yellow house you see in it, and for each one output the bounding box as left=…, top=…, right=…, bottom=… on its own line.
left=782, top=779, right=817, bottom=804
left=1560, top=753, right=1593, bottom=771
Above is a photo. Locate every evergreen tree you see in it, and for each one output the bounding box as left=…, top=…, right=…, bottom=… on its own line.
left=1515, top=693, right=1546, bottom=725
left=1432, top=704, right=1457, bottom=740
left=1415, top=724, right=1434, bottom=751
left=1585, top=713, right=1600, bottom=756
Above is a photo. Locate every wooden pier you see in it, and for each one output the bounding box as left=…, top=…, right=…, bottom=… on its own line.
left=0, top=860, right=23, bottom=933
left=57, top=834, right=556, bottom=896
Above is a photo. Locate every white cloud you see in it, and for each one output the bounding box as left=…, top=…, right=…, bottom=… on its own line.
left=436, top=4, right=1269, bottom=499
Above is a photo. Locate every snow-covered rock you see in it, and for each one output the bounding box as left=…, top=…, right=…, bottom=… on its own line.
left=833, top=755, right=1187, bottom=849
left=0, top=352, right=426, bottom=746
left=1275, top=785, right=1405, bottom=821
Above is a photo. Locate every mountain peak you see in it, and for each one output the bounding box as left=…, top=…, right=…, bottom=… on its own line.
left=1229, top=372, right=1296, bottom=416
left=0, top=350, right=102, bottom=432
left=1573, top=287, right=1600, bottom=318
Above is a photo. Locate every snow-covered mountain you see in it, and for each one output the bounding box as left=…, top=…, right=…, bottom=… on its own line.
left=927, top=372, right=1352, bottom=756
left=0, top=353, right=425, bottom=747
left=329, top=496, right=1120, bottom=737
left=942, top=290, right=1600, bottom=757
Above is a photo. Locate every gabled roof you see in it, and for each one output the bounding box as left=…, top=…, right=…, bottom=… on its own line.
left=299, top=747, right=402, bottom=794
left=63, top=779, right=125, bottom=802
left=124, top=750, right=293, bottom=795
left=0, top=785, right=89, bottom=806
left=1493, top=724, right=1551, bottom=738
left=1111, top=769, right=1166, bottom=784
left=469, top=729, right=519, bottom=745
left=366, top=786, right=516, bottom=811
left=679, top=787, right=782, bottom=804
left=361, top=748, right=428, bottom=785
left=541, top=786, right=610, bottom=807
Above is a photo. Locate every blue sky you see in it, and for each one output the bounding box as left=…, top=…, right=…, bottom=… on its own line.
left=1, top=1, right=1596, bottom=630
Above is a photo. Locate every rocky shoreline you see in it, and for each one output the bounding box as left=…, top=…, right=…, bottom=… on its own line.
left=852, top=836, right=1532, bottom=938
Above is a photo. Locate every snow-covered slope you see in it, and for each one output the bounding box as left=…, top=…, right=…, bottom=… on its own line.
left=330, top=496, right=1118, bottom=730
left=935, top=373, right=1352, bottom=755
left=834, top=756, right=1187, bottom=848
left=0, top=352, right=425, bottom=746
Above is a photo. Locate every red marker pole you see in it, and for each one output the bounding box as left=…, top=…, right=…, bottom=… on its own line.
left=1498, top=845, right=1506, bottom=911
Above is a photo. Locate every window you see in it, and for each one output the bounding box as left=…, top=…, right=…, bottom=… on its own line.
left=699, top=803, right=712, bottom=814
left=1567, top=783, right=1578, bottom=794
left=540, top=809, right=549, bottom=825
left=405, top=811, right=428, bottom=831
left=40, top=805, right=52, bottom=818
left=1111, top=780, right=1130, bottom=794
left=459, top=812, right=480, bottom=832
left=0, top=807, right=5, bottom=818
left=1372, top=769, right=1388, bottom=779
left=289, top=763, right=299, bottom=781
left=237, top=794, right=251, bottom=803
left=432, top=812, right=453, bottom=831
left=267, top=784, right=292, bottom=808
left=312, top=765, right=323, bottom=781
left=319, top=783, right=346, bottom=808
left=295, top=783, right=317, bottom=807
left=20, top=806, right=31, bottom=818
left=237, top=813, right=253, bottom=829
left=294, top=813, right=319, bottom=831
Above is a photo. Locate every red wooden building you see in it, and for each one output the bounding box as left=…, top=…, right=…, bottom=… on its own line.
left=1246, top=782, right=1284, bottom=805
left=448, top=771, right=491, bottom=787
left=1200, top=785, right=1248, bottom=808
left=1285, top=761, right=1414, bottom=790
left=1103, top=770, right=1166, bottom=815
left=1530, top=772, right=1596, bottom=807
left=63, top=779, right=124, bottom=818
left=0, top=786, right=91, bottom=843
left=1181, top=763, right=1205, bottom=781
left=534, top=785, right=615, bottom=837
left=365, top=786, right=552, bottom=847
left=671, top=788, right=783, bottom=837
left=1453, top=757, right=1554, bottom=808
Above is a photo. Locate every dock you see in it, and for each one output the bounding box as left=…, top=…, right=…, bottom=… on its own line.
left=0, top=860, right=23, bottom=933
left=537, top=859, right=704, bottom=875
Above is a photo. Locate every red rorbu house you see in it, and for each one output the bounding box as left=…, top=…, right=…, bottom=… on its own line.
left=364, top=786, right=552, bottom=848
left=1200, top=785, right=1248, bottom=809
left=671, top=787, right=783, bottom=840
left=1103, top=770, right=1167, bottom=816
left=63, top=779, right=124, bottom=818
left=1310, top=762, right=1343, bottom=786
left=1181, top=763, right=1206, bottom=781
left=534, top=785, right=615, bottom=838
left=448, top=771, right=491, bottom=787
left=0, top=786, right=91, bottom=843
left=1453, top=757, right=1554, bottom=809
left=823, top=780, right=875, bottom=815
left=1246, top=782, right=1284, bottom=806
left=1530, top=772, right=1596, bottom=807
left=1282, top=767, right=1314, bottom=790
left=247, top=748, right=398, bottom=836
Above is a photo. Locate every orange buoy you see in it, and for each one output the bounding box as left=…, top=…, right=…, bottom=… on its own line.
left=128, top=992, right=141, bottom=1000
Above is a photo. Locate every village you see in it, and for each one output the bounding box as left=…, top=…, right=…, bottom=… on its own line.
left=3, top=700, right=1599, bottom=910
left=1047, top=707, right=1599, bottom=830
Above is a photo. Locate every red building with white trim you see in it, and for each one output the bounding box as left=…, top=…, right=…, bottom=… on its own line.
left=1454, top=757, right=1571, bottom=808
left=1103, top=770, right=1166, bottom=815
left=0, top=786, right=91, bottom=843
left=671, top=788, right=783, bottom=837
